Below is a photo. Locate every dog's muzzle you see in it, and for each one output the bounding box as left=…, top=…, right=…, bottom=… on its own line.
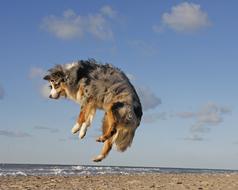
left=49, top=93, right=60, bottom=99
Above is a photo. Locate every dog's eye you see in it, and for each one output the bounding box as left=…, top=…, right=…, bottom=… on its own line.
left=54, top=83, right=60, bottom=89
left=50, top=80, right=55, bottom=83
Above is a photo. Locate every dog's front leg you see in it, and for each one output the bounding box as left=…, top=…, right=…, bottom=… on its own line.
left=71, top=124, right=81, bottom=134
left=78, top=108, right=96, bottom=139
left=71, top=104, right=86, bottom=135
left=71, top=102, right=96, bottom=139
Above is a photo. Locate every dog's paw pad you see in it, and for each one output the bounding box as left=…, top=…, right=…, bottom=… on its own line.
left=71, top=123, right=80, bottom=134
left=79, top=123, right=87, bottom=139
left=93, top=155, right=104, bottom=162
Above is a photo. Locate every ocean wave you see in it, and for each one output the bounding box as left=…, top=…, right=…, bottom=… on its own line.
left=72, top=166, right=84, bottom=170
left=51, top=168, right=65, bottom=175
left=1, top=164, right=236, bottom=176
left=0, top=171, right=27, bottom=176
left=0, top=165, right=161, bottom=176
left=15, top=171, right=27, bottom=176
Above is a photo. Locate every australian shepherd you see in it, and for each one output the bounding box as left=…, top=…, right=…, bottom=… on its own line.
left=43, top=59, right=143, bottom=162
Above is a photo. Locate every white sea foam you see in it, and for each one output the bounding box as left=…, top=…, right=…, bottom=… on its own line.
left=0, top=171, right=27, bottom=176
left=0, top=165, right=159, bottom=176
left=2, top=164, right=231, bottom=177
left=15, top=171, right=27, bottom=176
left=51, top=168, right=65, bottom=175
left=72, top=166, right=84, bottom=170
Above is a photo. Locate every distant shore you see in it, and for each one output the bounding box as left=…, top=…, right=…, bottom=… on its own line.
left=1, top=173, right=238, bottom=190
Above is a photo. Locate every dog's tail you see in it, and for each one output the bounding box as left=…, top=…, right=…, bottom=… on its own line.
left=113, top=125, right=136, bottom=152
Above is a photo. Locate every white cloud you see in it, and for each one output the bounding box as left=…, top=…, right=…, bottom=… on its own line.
left=41, top=10, right=84, bottom=40
left=176, top=112, right=195, bottom=118
left=158, top=2, right=210, bottom=33
left=142, top=112, right=167, bottom=123
left=41, top=6, right=116, bottom=40
left=34, top=126, right=59, bottom=133
left=63, top=9, right=77, bottom=18
left=59, top=136, right=79, bottom=142
left=87, top=14, right=113, bottom=40
left=197, top=102, right=230, bottom=126
left=0, top=84, right=4, bottom=100
left=100, top=5, right=117, bottom=18
left=183, top=134, right=204, bottom=141
left=136, top=86, right=161, bottom=111
left=190, top=122, right=210, bottom=133
left=0, top=129, right=32, bottom=138
left=177, top=102, right=232, bottom=138
left=177, top=103, right=231, bottom=127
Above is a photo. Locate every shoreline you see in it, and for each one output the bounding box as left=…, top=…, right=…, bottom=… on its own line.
left=1, top=163, right=237, bottom=176
left=1, top=173, right=238, bottom=190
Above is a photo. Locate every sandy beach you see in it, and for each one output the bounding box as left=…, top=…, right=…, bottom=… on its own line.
left=1, top=173, right=238, bottom=190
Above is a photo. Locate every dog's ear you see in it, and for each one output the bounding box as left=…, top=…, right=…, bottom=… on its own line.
left=52, top=70, right=67, bottom=83
left=43, top=75, right=51, bottom=81
left=54, top=71, right=64, bottom=78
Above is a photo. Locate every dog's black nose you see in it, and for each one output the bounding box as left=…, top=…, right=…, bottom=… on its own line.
left=49, top=94, right=52, bottom=99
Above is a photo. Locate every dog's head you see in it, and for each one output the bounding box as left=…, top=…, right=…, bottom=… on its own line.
left=43, top=65, right=67, bottom=99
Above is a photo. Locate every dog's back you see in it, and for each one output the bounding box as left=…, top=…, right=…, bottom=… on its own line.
left=67, top=60, right=143, bottom=122
left=77, top=61, right=142, bottom=151
left=44, top=59, right=143, bottom=161
left=65, top=60, right=143, bottom=159
left=87, top=62, right=143, bottom=151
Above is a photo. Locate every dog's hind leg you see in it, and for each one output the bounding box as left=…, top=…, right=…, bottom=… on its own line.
left=93, top=138, right=113, bottom=162
left=96, top=110, right=117, bottom=142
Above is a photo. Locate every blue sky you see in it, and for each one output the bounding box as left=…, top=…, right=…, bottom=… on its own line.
left=0, top=0, right=238, bottom=169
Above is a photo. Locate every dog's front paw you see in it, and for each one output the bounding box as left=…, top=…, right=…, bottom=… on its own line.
left=79, top=123, right=88, bottom=139
left=71, top=123, right=81, bottom=134
left=93, top=155, right=105, bottom=162
left=96, top=136, right=106, bottom=143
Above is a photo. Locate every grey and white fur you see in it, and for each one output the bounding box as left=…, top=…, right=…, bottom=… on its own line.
left=43, top=59, right=143, bottom=162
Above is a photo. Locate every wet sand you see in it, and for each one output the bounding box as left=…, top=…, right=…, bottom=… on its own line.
left=1, top=173, right=238, bottom=190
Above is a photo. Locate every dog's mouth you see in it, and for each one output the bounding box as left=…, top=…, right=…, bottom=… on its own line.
left=49, top=90, right=67, bottom=99
left=49, top=92, right=60, bottom=99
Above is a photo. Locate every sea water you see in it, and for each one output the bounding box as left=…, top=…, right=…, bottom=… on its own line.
left=0, top=164, right=237, bottom=176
